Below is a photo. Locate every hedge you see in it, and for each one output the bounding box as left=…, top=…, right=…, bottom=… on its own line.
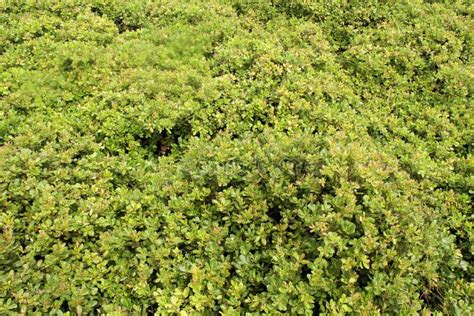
left=0, top=0, right=472, bottom=314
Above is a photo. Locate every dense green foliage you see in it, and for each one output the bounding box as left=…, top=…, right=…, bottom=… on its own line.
left=1, top=0, right=473, bottom=314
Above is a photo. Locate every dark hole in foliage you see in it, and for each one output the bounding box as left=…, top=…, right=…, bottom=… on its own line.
left=356, top=268, right=371, bottom=288
left=125, top=243, right=140, bottom=255
left=355, top=188, right=367, bottom=206
left=253, top=116, right=275, bottom=131
left=449, top=228, right=471, bottom=265
left=419, top=287, right=443, bottom=309
left=260, top=255, right=274, bottom=274
left=330, top=26, right=354, bottom=50
left=398, top=160, right=422, bottom=182
left=412, top=127, right=427, bottom=139
left=267, top=96, right=280, bottom=111
left=318, top=185, right=335, bottom=204
left=228, top=132, right=239, bottom=141
left=114, top=17, right=126, bottom=33
left=136, top=120, right=192, bottom=157
left=399, top=134, right=410, bottom=144
left=60, top=300, right=69, bottom=313
left=267, top=205, right=282, bottom=223
left=389, top=57, right=408, bottom=74
left=186, top=14, right=203, bottom=25
left=432, top=183, right=451, bottom=192
left=226, top=178, right=246, bottom=189
left=250, top=282, right=266, bottom=294
left=301, top=264, right=311, bottom=279
left=149, top=269, right=158, bottom=283
left=386, top=172, right=397, bottom=184
left=367, top=125, right=385, bottom=140
left=296, top=185, right=311, bottom=198
left=312, top=61, right=326, bottom=71
left=295, top=159, right=310, bottom=176
left=203, top=49, right=215, bottom=60
left=114, top=17, right=141, bottom=34
left=70, top=149, right=92, bottom=166
left=62, top=58, right=73, bottom=72
left=453, top=142, right=471, bottom=158
left=113, top=206, right=126, bottom=218
left=242, top=57, right=257, bottom=74
left=135, top=225, right=146, bottom=233
left=136, top=130, right=171, bottom=156
left=227, top=264, right=236, bottom=277
left=147, top=303, right=159, bottom=315
left=177, top=242, right=189, bottom=254
left=34, top=254, right=44, bottom=262
left=59, top=235, right=73, bottom=246
left=233, top=3, right=245, bottom=17
left=387, top=260, right=394, bottom=269
left=204, top=191, right=217, bottom=205
left=69, top=203, right=78, bottom=212
left=90, top=6, right=103, bottom=16
left=312, top=301, right=321, bottom=315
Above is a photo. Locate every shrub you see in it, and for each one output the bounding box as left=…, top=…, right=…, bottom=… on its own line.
left=0, top=0, right=472, bottom=314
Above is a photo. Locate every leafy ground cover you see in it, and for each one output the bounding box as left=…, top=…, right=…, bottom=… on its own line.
left=0, top=0, right=473, bottom=314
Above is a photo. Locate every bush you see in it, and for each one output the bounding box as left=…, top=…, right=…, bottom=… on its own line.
left=0, top=0, right=472, bottom=314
